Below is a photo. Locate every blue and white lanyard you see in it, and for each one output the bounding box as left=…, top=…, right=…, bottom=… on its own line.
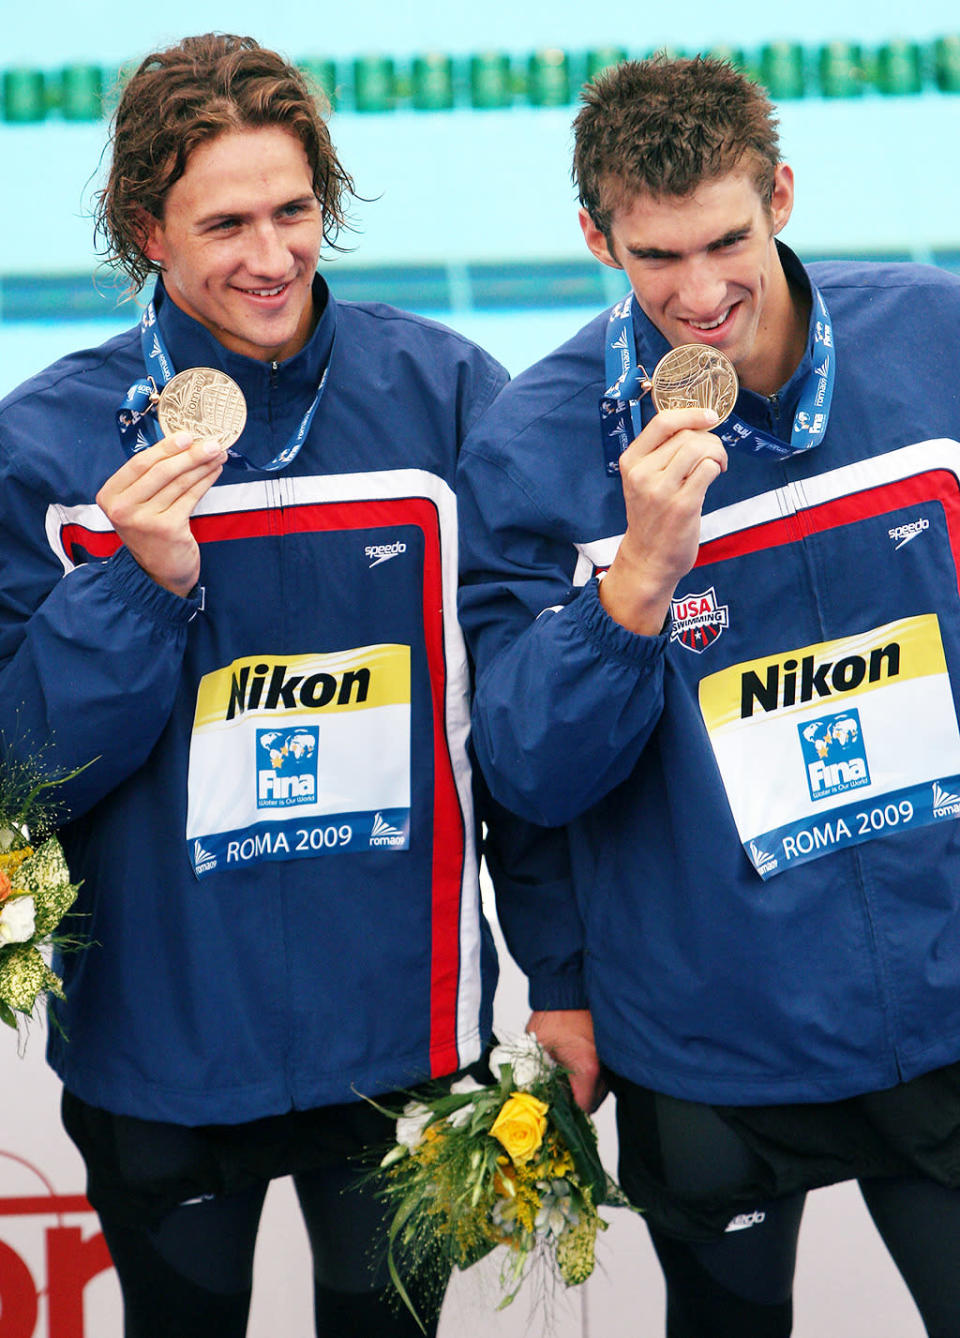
left=116, top=301, right=331, bottom=473
left=600, top=289, right=836, bottom=476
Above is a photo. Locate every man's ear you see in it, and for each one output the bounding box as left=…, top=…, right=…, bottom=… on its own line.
left=769, top=163, right=795, bottom=237
left=135, top=208, right=166, bottom=267
left=579, top=207, right=622, bottom=270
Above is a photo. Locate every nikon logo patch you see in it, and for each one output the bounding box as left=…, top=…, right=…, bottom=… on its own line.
left=186, top=644, right=413, bottom=877
left=697, top=615, right=960, bottom=880
left=740, top=644, right=900, bottom=719
left=226, top=662, right=370, bottom=721
left=191, top=647, right=411, bottom=732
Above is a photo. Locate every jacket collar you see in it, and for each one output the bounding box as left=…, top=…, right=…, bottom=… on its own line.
left=152, top=272, right=337, bottom=404
left=629, top=241, right=817, bottom=418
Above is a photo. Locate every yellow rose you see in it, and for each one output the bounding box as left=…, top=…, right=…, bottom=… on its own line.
left=489, top=1092, right=549, bottom=1164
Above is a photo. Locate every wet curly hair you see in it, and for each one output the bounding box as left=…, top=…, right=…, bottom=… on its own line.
left=95, top=33, right=355, bottom=292
left=574, top=55, right=781, bottom=242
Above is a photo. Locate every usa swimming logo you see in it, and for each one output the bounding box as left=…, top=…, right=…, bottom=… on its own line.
left=798, top=709, right=870, bottom=802
left=256, top=727, right=319, bottom=808
left=670, top=587, right=729, bottom=653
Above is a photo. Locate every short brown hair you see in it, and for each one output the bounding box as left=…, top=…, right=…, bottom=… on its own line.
left=96, top=33, right=356, bottom=292
left=574, top=55, right=780, bottom=239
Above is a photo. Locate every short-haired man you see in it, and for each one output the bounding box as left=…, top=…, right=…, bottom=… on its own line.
left=459, top=55, right=960, bottom=1333
left=0, top=33, right=507, bottom=1337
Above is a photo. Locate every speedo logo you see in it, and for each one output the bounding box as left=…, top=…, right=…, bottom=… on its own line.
left=725, top=1211, right=766, bottom=1233
left=889, top=518, right=929, bottom=549
left=365, top=541, right=406, bottom=567
left=226, top=662, right=370, bottom=721
left=740, top=643, right=900, bottom=719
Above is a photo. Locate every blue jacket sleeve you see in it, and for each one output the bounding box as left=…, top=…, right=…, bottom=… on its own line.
left=455, top=361, right=592, bottom=1007
left=474, top=771, right=587, bottom=1010
left=0, top=448, right=199, bottom=819
left=457, top=437, right=669, bottom=827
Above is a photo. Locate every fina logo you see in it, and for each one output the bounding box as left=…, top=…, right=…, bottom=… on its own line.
left=256, top=727, right=318, bottom=808
left=798, top=709, right=870, bottom=802
left=795, top=409, right=825, bottom=434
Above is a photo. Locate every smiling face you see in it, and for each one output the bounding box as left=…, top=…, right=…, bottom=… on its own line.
left=581, top=165, right=803, bottom=395
left=144, top=125, right=324, bottom=362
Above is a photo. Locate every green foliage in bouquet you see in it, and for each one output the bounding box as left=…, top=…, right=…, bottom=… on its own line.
left=373, top=1035, right=631, bottom=1329
left=0, top=753, right=85, bottom=1029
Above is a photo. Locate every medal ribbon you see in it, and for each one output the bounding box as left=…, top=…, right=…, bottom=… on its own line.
left=116, top=301, right=331, bottom=473
left=600, top=289, right=835, bottom=475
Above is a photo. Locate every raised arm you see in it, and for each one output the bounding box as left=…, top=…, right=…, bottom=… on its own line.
left=0, top=426, right=226, bottom=816
left=458, top=406, right=724, bottom=826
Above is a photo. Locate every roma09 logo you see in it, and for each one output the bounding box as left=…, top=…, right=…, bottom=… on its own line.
left=0, top=1151, right=114, bottom=1337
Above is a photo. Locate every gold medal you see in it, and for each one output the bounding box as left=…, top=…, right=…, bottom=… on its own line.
left=649, top=344, right=739, bottom=425
left=156, top=368, right=247, bottom=449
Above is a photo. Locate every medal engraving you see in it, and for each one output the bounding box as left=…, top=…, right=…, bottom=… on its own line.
left=156, top=368, right=247, bottom=448
left=650, top=344, right=738, bottom=424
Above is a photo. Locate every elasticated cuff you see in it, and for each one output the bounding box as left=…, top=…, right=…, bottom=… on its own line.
left=570, top=574, right=668, bottom=668
left=103, top=546, right=204, bottom=628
